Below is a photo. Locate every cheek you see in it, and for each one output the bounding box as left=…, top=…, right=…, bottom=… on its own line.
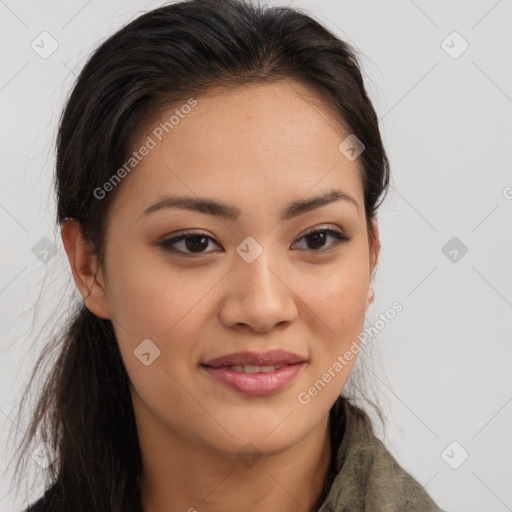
left=300, top=253, right=369, bottom=364
left=107, top=247, right=195, bottom=326
left=106, top=253, right=208, bottom=402
left=106, top=249, right=220, bottom=366
left=305, top=259, right=369, bottom=330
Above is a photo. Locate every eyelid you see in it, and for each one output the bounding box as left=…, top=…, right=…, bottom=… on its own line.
left=298, top=224, right=342, bottom=237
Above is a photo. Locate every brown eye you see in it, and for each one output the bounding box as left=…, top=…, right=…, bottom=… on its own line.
left=157, top=231, right=220, bottom=256
left=292, top=228, right=349, bottom=252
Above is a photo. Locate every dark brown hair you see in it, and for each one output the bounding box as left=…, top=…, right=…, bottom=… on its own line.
left=10, top=0, right=390, bottom=510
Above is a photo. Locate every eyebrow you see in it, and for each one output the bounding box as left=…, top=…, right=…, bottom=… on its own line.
left=141, top=188, right=360, bottom=221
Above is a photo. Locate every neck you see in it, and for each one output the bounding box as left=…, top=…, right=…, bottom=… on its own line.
left=137, top=406, right=333, bottom=512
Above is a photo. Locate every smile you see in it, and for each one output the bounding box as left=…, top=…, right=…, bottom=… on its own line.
left=201, top=362, right=304, bottom=395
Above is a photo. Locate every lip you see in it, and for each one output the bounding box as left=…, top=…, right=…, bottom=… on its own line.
left=202, top=349, right=305, bottom=368
left=201, top=363, right=304, bottom=396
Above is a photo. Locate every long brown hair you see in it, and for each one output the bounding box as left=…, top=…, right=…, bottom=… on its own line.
left=9, top=1, right=390, bottom=510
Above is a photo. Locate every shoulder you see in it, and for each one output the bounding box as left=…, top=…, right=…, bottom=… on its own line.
left=320, top=398, right=449, bottom=512
left=362, top=435, right=447, bottom=511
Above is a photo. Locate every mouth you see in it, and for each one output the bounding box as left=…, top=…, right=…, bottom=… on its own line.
left=200, top=362, right=305, bottom=395
left=201, top=349, right=306, bottom=369
left=202, top=363, right=292, bottom=373
left=200, top=349, right=306, bottom=395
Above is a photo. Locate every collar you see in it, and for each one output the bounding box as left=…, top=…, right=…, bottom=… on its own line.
left=315, top=396, right=447, bottom=512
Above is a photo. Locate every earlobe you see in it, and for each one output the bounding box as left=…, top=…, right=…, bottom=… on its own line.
left=61, top=219, right=110, bottom=320
left=366, top=285, right=374, bottom=309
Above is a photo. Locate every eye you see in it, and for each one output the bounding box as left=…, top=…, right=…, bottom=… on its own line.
left=156, top=230, right=221, bottom=256
left=292, top=226, right=350, bottom=252
left=156, top=226, right=350, bottom=256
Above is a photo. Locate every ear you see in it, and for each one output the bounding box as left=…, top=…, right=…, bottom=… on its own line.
left=365, top=217, right=380, bottom=310
left=61, top=218, right=110, bottom=319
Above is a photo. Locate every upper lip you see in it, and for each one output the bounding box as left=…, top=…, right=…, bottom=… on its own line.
left=202, top=349, right=305, bottom=368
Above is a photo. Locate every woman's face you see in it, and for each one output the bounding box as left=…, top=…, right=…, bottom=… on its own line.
left=90, top=79, right=379, bottom=459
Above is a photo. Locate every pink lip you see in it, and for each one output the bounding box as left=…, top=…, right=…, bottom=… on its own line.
left=202, top=349, right=305, bottom=368
left=201, top=363, right=304, bottom=395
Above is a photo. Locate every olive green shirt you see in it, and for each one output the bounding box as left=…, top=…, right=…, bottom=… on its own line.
left=317, top=398, right=447, bottom=512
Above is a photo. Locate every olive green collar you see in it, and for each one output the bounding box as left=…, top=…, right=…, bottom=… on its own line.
left=316, top=398, right=447, bottom=512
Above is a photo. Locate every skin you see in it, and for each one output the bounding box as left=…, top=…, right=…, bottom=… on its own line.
left=62, top=78, right=380, bottom=512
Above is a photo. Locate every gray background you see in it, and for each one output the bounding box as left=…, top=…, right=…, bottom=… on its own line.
left=1, top=1, right=511, bottom=511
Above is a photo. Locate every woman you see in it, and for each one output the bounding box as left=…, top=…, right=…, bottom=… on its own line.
left=12, top=0, right=447, bottom=510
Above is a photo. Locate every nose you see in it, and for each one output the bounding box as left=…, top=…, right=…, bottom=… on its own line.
left=218, top=249, right=297, bottom=333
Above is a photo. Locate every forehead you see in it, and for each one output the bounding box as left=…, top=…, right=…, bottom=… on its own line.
left=108, top=79, right=364, bottom=222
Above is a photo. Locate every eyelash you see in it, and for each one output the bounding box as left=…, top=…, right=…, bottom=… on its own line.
left=156, top=226, right=350, bottom=257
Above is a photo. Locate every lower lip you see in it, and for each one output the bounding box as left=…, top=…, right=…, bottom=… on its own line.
left=201, top=363, right=304, bottom=395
